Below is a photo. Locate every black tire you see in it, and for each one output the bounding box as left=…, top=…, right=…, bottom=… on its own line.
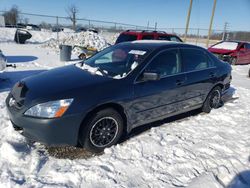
left=202, top=86, right=222, bottom=113
left=248, top=68, right=250, bottom=78
left=230, top=57, right=237, bottom=65
left=79, top=108, right=124, bottom=153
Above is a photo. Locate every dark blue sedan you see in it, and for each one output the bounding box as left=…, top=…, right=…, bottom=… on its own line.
left=6, top=41, right=232, bottom=152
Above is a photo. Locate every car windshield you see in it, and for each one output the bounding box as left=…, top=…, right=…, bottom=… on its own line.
left=76, top=44, right=150, bottom=79
left=212, top=41, right=239, bottom=50
left=115, top=34, right=137, bottom=44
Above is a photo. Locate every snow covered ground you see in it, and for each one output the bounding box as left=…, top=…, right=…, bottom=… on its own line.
left=0, top=29, right=250, bottom=188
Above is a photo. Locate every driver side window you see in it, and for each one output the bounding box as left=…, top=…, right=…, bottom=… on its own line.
left=145, top=49, right=182, bottom=77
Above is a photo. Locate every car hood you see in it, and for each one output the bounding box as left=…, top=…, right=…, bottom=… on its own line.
left=11, top=65, right=113, bottom=104
left=208, top=47, right=235, bottom=55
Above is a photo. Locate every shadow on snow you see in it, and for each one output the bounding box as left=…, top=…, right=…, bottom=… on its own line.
left=6, top=55, right=38, bottom=63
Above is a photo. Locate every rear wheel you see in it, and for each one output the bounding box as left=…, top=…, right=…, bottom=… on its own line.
left=202, top=86, right=222, bottom=113
left=79, top=108, right=124, bottom=153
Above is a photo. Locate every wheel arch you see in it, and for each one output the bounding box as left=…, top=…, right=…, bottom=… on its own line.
left=204, top=83, right=224, bottom=102
left=78, top=102, right=129, bottom=141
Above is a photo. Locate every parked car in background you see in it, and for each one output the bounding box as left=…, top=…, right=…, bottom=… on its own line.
left=0, top=50, right=7, bottom=71
left=115, top=30, right=183, bottom=44
left=6, top=41, right=231, bottom=153
left=26, top=24, right=41, bottom=31
left=208, top=41, right=250, bottom=65
left=52, top=27, right=64, bottom=32
left=76, top=27, right=87, bottom=33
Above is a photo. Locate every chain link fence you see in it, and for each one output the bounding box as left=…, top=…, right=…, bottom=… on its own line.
left=1, top=10, right=250, bottom=46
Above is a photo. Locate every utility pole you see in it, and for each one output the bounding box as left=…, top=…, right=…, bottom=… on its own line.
left=206, top=0, right=217, bottom=48
left=154, top=22, right=157, bottom=31
left=56, top=16, right=59, bottom=43
left=184, top=0, right=193, bottom=42
left=147, top=21, right=149, bottom=30
left=222, top=22, right=229, bottom=41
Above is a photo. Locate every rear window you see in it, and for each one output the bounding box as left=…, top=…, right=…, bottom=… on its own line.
left=157, top=35, right=182, bottom=42
left=142, top=35, right=154, bottom=40
left=158, top=35, right=170, bottom=41
left=115, top=34, right=137, bottom=44
left=181, top=49, right=209, bottom=72
left=212, top=42, right=239, bottom=50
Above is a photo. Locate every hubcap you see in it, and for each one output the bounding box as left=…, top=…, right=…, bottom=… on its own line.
left=90, top=117, right=118, bottom=148
left=209, top=90, right=221, bottom=108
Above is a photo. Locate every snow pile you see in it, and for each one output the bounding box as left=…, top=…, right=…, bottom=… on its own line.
left=0, top=28, right=111, bottom=50
left=100, top=31, right=120, bottom=45
left=43, top=31, right=110, bottom=52
left=0, top=27, right=69, bottom=44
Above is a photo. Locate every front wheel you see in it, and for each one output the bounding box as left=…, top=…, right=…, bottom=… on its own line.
left=79, top=108, right=124, bottom=153
left=229, top=57, right=237, bottom=65
left=202, top=86, right=222, bottom=113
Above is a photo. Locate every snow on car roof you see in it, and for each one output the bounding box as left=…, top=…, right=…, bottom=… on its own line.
left=212, top=41, right=239, bottom=50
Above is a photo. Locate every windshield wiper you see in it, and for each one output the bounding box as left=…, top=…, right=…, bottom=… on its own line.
left=95, top=67, right=109, bottom=76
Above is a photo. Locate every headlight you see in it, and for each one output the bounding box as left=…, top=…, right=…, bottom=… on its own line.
left=24, top=99, right=73, bottom=118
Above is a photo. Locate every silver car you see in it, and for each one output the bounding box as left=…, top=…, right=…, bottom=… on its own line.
left=0, top=50, right=7, bottom=71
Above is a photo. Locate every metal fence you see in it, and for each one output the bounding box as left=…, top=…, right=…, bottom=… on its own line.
left=1, top=10, right=250, bottom=46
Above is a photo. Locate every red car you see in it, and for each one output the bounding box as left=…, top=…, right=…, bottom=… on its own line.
left=208, top=41, right=250, bottom=65
left=115, top=30, right=183, bottom=44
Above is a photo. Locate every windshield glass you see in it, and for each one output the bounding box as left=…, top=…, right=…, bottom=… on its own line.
left=76, top=44, right=150, bottom=79
left=212, top=41, right=239, bottom=50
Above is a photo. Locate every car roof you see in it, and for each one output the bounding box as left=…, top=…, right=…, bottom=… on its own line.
left=118, top=40, right=204, bottom=51
left=121, top=30, right=175, bottom=36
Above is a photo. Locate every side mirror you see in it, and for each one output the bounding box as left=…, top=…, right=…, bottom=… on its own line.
left=142, top=72, right=160, bottom=81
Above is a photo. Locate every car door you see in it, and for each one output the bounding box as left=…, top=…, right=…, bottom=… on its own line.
left=129, top=48, right=187, bottom=127
left=180, top=48, right=217, bottom=108
left=246, top=43, right=250, bottom=64
left=237, top=43, right=249, bottom=64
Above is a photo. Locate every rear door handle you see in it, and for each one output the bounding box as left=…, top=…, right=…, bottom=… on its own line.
left=209, top=72, right=216, bottom=78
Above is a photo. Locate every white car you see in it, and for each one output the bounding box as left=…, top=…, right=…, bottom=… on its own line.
left=0, top=50, right=7, bottom=71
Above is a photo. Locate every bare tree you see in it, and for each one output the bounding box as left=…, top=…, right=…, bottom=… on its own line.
left=24, top=18, right=29, bottom=25
left=66, top=5, right=78, bottom=31
left=40, top=22, right=52, bottom=30
left=3, top=5, right=20, bottom=26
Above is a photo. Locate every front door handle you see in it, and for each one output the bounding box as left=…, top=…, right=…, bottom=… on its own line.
left=176, top=80, right=184, bottom=86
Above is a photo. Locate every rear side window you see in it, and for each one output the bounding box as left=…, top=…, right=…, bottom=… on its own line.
left=170, top=36, right=182, bottom=42
left=181, top=49, right=210, bottom=72
left=145, top=49, right=182, bottom=77
left=157, top=35, right=170, bottom=41
left=115, top=34, right=137, bottom=44
left=142, top=35, right=154, bottom=40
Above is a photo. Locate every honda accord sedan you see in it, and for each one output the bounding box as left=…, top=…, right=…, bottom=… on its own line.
left=6, top=41, right=232, bottom=153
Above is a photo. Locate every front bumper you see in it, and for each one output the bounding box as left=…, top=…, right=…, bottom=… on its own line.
left=6, top=98, right=84, bottom=146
